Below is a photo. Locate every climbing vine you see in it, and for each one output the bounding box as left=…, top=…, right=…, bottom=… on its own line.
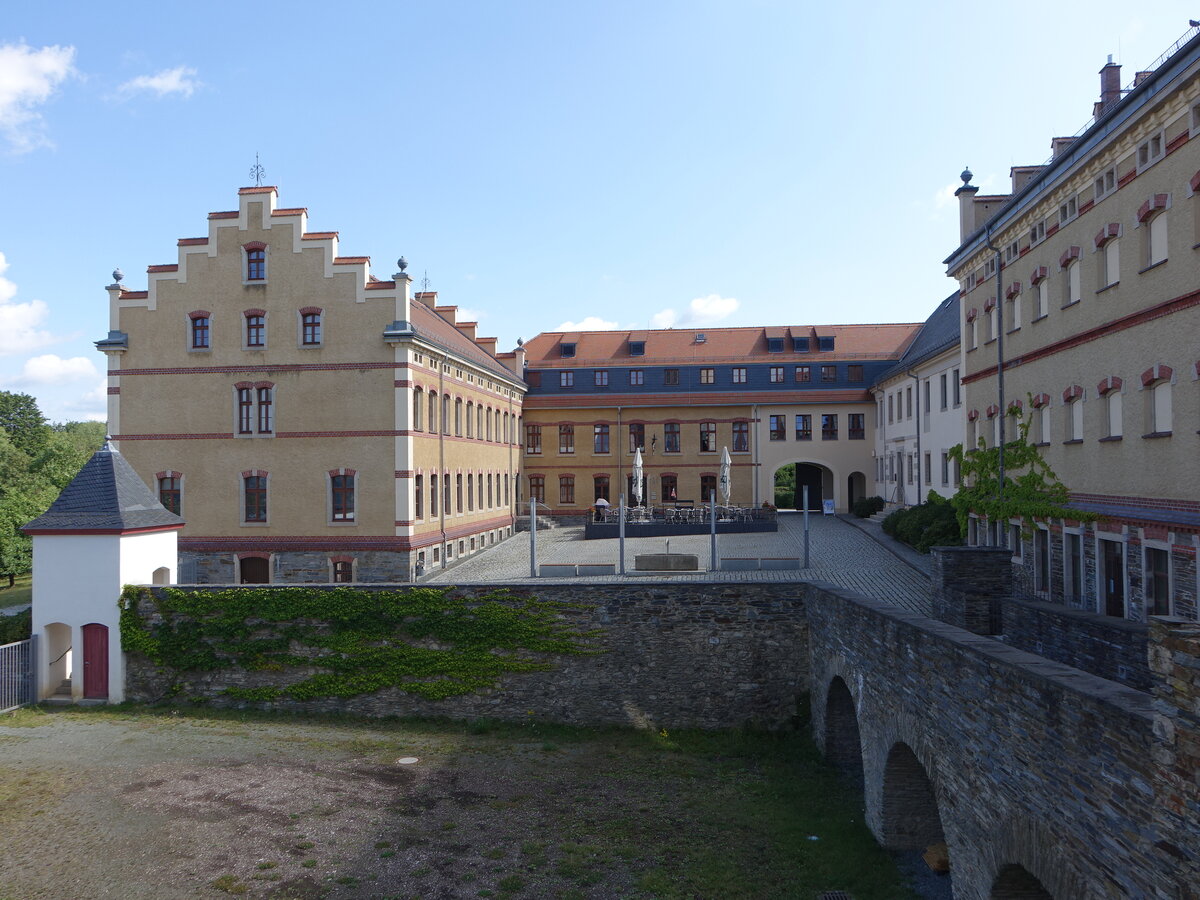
left=119, top=584, right=601, bottom=702
left=948, top=403, right=1098, bottom=533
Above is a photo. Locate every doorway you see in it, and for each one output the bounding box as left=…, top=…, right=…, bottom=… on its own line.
left=240, top=556, right=270, bottom=584
left=774, top=464, right=824, bottom=510
left=1101, top=539, right=1125, bottom=618
left=82, top=623, right=108, bottom=699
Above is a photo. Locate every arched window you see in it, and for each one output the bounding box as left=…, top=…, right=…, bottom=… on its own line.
left=428, top=392, right=438, bottom=433
left=442, top=394, right=451, bottom=435
left=300, top=308, right=322, bottom=345
left=466, top=401, right=474, bottom=437
left=189, top=311, right=210, bottom=349
left=495, top=409, right=501, bottom=441
left=413, top=389, right=423, bottom=431
left=477, top=404, right=484, bottom=438
left=486, top=408, right=493, bottom=441
left=246, top=247, right=266, bottom=281
left=455, top=398, right=463, bottom=436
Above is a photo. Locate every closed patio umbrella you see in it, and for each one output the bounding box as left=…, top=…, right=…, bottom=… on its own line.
left=632, top=447, right=644, bottom=505
left=719, top=446, right=732, bottom=506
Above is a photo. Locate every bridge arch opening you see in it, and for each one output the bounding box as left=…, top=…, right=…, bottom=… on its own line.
left=880, top=741, right=945, bottom=851
left=990, top=864, right=1053, bottom=899
left=824, top=677, right=863, bottom=787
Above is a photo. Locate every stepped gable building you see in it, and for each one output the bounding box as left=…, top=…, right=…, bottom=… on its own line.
left=945, top=28, right=1200, bottom=621
left=96, top=187, right=526, bottom=584
left=870, top=292, right=964, bottom=504
left=519, top=322, right=921, bottom=515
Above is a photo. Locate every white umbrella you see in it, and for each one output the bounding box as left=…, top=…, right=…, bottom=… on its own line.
left=632, top=447, right=644, bottom=505
left=719, top=446, right=732, bottom=506
left=594, top=497, right=610, bottom=507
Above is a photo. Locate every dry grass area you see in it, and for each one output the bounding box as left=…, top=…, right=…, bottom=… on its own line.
left=0, top=706, right=916, bottom=899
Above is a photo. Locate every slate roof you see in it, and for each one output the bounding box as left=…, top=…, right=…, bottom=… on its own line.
left=873, top=292, right=960, bottom=384
left=22, top=443, right=185, bottom=534
left=408, top=299, right=522, bottom=384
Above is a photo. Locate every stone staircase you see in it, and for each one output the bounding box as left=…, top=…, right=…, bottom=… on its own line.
left=45, top=679, right=73, bottom=705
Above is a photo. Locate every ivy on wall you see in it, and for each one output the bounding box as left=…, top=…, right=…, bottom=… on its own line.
left=948, top=406, right=1098, bottom=533
left=119, top=585, right=601, bottom=702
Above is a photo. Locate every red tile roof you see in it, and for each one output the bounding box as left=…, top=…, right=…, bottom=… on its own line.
left=364, top=280, right=395, bottom=290
left=208, top=211, right=237, bottom=220
left=523, top=323, right=922, bottom=367
left=146, top=265, right=178, bottom=273
left=239, top=186, right=277, bottom=195
left=177, top=238, right=207, bottom=246
left=333, top=256, right=370, bottom=265
left=302, top=231, right=338, bottom=240
left=409, top=300, right=519, bottom=384
left=271, top=207, right=307, bottom=216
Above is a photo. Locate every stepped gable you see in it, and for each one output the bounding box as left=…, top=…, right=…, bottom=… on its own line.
left=22, top=442, right=184, bottom=534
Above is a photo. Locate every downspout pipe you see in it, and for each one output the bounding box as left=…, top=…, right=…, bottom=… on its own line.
left=437, top=354, right=447, bottom=566
left=908, top=370, right=922, bottom=503
left=983, top=226, right=1006, bottom=512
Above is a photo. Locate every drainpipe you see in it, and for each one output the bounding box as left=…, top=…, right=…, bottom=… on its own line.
left=752, top=403, right=760, bottom=506
left=437, top=354, right=447, bottom=567
left=983, top=226, right=1006, bottom=511
left=616, top=406, right=623, bottom=504
left=908, top=371, right=922, bottom=503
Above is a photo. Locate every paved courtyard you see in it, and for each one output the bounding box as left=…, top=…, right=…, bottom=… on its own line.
left=425, top=513, right=932, bottom=614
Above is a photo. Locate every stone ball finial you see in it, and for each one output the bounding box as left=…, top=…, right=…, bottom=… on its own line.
left=960, top=167, right=973, bottom=186
left=112, top=268, right=124, bottom=284
left=516, top=337, right=524, bottom=347
left=397, top=257, right=408, bottom=273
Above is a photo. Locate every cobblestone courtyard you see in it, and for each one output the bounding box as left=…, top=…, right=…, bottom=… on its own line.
left=425, top=513, right=932, bottom=614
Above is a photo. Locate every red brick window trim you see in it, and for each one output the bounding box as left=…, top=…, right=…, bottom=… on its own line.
left=1093, top=223, right=1121, bottom=247
left=253, top=380, right=274, bottom=390
left=1007, top=400, right=1023, bottom=415
left=328, top=468, right=357, bottom=478
left=237, top=551, right=270, bottom=560
left=1141, top=364, right=1173, bottom=387
left=967, top=408, right=980, bottom=422
left=188, top=310, right=211, bottom=320
left=1005, top=282, right=1022, bottom=300
left=985, top=404, right=999, bottom=418
left=1096, top=376, right=1123, bottom=396
left=984, top=296, right=997, bottom=312
left=299, top=306, right=323, bottom=316
left=1029, top=265, right=1048, bottom=284
left=1190, top=171, right=1200, bottom=194
left=965, top=307, right=978, bottom=322
left=1062, top=384, right=1083, bottom=403
left=234, top=381, right=255, bottom=389
left=241, top=469, right=268, bottom=478
left=1030, top=392, right=1051, bottom=409
left=1058, top=246, right=1081, bottom=268
left=242, top=241, right=267, bottom=251
left=1136, top=193, right=1170, bottom=223
left=244, top=308, right=267, bottom=317
left=155, top=470, right=183, bottom=480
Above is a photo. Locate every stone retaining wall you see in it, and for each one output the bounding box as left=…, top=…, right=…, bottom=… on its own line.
left=124, top=582, right=809, bottom=730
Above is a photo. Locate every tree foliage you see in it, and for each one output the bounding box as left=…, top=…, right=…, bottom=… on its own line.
left=948, top=406, right=1095, bottom=532
left=0, top=392, right=106, bottom=575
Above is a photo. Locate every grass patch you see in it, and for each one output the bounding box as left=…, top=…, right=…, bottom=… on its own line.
left=0, top=573, right=31, bottom=610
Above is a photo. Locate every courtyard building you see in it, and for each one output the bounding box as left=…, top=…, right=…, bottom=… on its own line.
left=945, top=32, right=1200, bottom=621
left=97, top=187, right=526, bottom=583
left=519, top=323, right=921, bottom=515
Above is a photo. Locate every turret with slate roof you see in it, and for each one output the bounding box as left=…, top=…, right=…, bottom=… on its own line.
left=22, top=439, right=184, bottom=535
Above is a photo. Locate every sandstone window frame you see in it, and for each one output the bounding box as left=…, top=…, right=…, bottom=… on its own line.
left=189, top=311, right=211, bottom=351
left=244, top=310, right=267, bottom=349
left=241, top=470, right=269, bottom=526
left=157, top=471, right=183, bottom=516
left=242, top=242, right=268, bottom=284
left=299, top=308, right=322, bottom=347
left=328, top=469, right=357, bottom=525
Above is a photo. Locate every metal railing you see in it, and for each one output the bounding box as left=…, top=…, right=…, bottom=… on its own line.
left=0, top=636, right=36, bottom=714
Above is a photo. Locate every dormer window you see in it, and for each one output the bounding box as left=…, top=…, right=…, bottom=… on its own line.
left=792, top=337, right=809, bottom=352
left=767, top=337, right=784, bottom=353
left=1094, top=166, right=1117, bottom=202
left=1137, top=130, right=1165, bottom=171
left=629, top=341, right=645, bottom=356
left=560, top=342, right=576, bottom=358
left=818, top=336, right=835, bottom=351
left=1058, top=196, right=1077, bottom=225
left=694, top=333, right=706, bottom=343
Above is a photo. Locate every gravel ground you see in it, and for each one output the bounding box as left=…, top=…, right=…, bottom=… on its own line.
left=0, top=708, right=918, bottom=900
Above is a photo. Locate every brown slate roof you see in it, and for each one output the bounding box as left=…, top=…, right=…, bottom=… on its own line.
left=408, top=300, right=520, bottom=384
left=522, top=323, right=922, bottom=367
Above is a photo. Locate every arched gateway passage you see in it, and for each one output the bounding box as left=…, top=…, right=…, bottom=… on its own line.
left=990, top=864, right=1054, bottom=899
left=824, top=677, right=863, bottom=787
left=773, top=463, right=831, bottom=510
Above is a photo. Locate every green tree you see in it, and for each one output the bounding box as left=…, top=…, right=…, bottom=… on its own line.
left=0, top=392, right=50, bottom=457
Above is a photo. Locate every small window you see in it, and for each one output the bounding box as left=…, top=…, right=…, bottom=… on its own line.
left=767, top=337, right=784, bottom=353
left=1059, top=195, right=1078, bottom=225
left=593, top=423, right=610, bottom=453
left=331, top=473, right=355, bottom=522
left=158, top=475, right=181, bottom=514
left=559, top=424, right=575, bottom=454
left=628, top=423, right=644, bottom=453
left=593, top=475, right=610, bottom=502
left=699, top=368, right=714, bottom=384
left=821, top=365, right=836, bottom=382
left=246, top=313, right=266, bottom=347
left=1145, top=546, right=1171, bottom=616
left=525, top=423, right=542, bottom=453
left=1029, top=220, right=1046, bottom=246
left=1147, top=212, right=1168, bottom=267
left=769, top=366, right=784, bottom=383
left=190, top=315, right=210, bottom=349
left=1137, top=130, right=1165, bottom=171
left=732, top=420, right=749, bottom=452
left=1004, top=240, right=1020, bottom=264
left=792, top=336, right=810, bottom=352
left=526, top=371, right=541, bottom=389
left=732, top=367, right=747, bottom=384
left=244, top=475, right=268, bottom=523
left=1064, top=261, right=1081, bottom=306
left=257, top=386, right=273, bottom=434
left=246, top=248, right=266, bottom=281
left=560, top=371, right=574, bottom=388
left=559, top=475, right=575, bottom=505
left=699, top=421, right=716, bottom=452
left=821, top=414, right=838, bottom=440
left=331, top=560, right=352, bottom=582
left=529, top=476, right=545, bottom=504
left=847, top=364, right=863, bottom=383
left=769, top=415, right=786, bottom=441
left=952, top=369, right=960, bottom=406
left=629, top=369, right=644, bottom=386
left=818, top=336, right=835, bottom=351
left=848, top=413, right=865, bottom=440
left=629, top=341, right=645, bottom=356
left=560, top=342, right=576, bottom=358
left=663, top=368, right=679, bottom=386
left=1094, top=166, right=1117, bottom=202
left=594, top=370, right=608, bottom=387
left=983, top=257, right=997, bottom=278
left=663, top=422, right=680, bottom=452
left=795, top=365, right=811, bottom=383
left=794, top=414, right=811, bottom=441
left=302, top=311, right=322, bottom=345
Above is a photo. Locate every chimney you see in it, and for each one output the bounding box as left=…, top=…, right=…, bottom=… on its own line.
left=1134, top=70, right=1153, bottom=87
left=455, top=321, right=478, bottom=342
left=1098, top=56, right=1122, bottom=115
left=474, top=336, right=498, bottom=356
left=1050, top=136, right=1078, bottom=160
left=413, top=290, right=438, bottom=307
left=955, top=167, right=980, bottom=242
left=1010, top=165, right=1045, bottom=194
left=433, top=305, right=458, bottom=325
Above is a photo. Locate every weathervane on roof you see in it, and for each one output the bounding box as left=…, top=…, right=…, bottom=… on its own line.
left=249, top=152, right=266, bottom=187
left=421, top=270, right=431, bottom=293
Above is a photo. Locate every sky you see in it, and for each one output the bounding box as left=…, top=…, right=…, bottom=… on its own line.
left=0, top=1, right=1194, bottom=423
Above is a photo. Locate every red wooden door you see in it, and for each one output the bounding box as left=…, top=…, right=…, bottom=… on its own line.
left=82, top=623, right=109, bottom=699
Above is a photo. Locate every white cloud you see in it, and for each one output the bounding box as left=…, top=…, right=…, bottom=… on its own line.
left=555, top=315, right=619, bottom=331
left=117, top=66, right=200, bottom=99
left=0, top=43, right=75, bottom=152
left=18, top=354, right=98, bottom=385
left=650, top=293, right=740, bottom=329
left=0, top=251, right=60, bottom=354
left=456, top=306, right=485, bottom=323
